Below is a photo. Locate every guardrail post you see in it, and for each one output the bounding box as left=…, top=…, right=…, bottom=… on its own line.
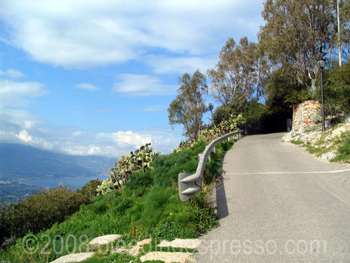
left=178, top=130, right=243, bottom=201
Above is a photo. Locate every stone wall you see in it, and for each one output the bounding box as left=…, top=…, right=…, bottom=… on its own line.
left=292, top=100, right=321, bottom=130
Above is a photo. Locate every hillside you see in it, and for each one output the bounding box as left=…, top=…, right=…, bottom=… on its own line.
left=0, top=139, right=235, bottom=263
left=0, top=143, right=117, bottom=181
left=0, top=143, right=117, bottom=204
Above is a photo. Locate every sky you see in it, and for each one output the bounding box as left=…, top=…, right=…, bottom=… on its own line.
left=0, top=0, right=264, bottom=158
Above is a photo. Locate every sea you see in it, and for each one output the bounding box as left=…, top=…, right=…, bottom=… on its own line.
left=22, top=175, right=109, bottom=190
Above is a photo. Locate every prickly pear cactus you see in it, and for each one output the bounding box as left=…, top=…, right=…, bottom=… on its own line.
left=97, top=143, right=160, bottom=195
left=198, top=114, right=246, bottom=143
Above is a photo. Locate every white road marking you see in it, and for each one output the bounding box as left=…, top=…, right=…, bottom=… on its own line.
left=225, top=168, right=350, bottom=175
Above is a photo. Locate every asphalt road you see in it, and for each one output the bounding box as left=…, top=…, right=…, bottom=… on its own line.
left=196, top=133, right=350, bottom=262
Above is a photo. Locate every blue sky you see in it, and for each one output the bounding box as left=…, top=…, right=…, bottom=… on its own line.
left=0, top=0, right=264, bottom=158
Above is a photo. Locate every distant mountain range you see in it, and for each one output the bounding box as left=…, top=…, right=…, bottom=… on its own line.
left=0, top=143, right=118, bottom=204
left=0, top=143, right=118, bottom=182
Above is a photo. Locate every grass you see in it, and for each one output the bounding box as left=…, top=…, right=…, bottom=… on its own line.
left=291, top=140, right=304, bottom=145
left=0, top=140, right=234, bottom=263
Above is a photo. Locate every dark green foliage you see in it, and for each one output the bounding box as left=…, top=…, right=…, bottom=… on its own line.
left=75, top=179, right=101, bottom=203
left=114, top=198, right=133, bottom=213
left=264, top=66, right=310, bottom=105
left=207, top=37, right=268, bottom=105
left=212, top=105, right=231, bottom=125
left=319, top=62, right=350, bottom=116
left=0, top=180, right=101, bottom=247
left=243, top=101, right=269, bottom=134
left=126, top=170, right=153, bottom=191
left=91, top=200, right=108, bottom=214
left=217, top=141, right=234, bottom=152
left=154, top=221, right=185, bottom=240
left=168, top=70, right=208, bottom=142
left=202, top=142, right=231, bottom=184
left=228, top=85, right=248, bottom=115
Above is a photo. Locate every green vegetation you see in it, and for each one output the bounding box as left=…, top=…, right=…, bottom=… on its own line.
left=0, top=139, right=234, bottom=263
left=321, top=62, right=350, bottom=116
left=168, top=70, right=208, bottom=142
left=291, top=140, right=304, bottom=145
left=0, top=180, right=101, bottom=247
left=0, top=183, right=45, bottom=205
left=198, top=114, right=245, bottom=143
left=207, top=37, right=267, bottom=104
left=97, top=143, right=159, bottom=196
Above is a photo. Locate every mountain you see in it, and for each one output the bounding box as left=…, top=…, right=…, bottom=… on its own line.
left=0, top=143, right=118, bottom=182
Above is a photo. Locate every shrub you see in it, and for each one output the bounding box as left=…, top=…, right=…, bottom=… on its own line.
left=212, top=105, right=231, bottom=125
left=243, top=101, right=270, bottom=134
left=0, top=180, right=101, bottom=247
left=75, top=179, right=101, bottom=203
left=324, top=62, right=350, bottom=116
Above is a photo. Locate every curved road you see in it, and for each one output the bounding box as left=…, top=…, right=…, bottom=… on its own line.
left=196, top=133, right=350, bottom=262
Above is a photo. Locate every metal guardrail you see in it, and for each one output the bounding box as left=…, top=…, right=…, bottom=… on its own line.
left=178, top=130, right=244, bottom=201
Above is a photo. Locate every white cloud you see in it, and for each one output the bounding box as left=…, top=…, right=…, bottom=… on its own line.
left=136, top=127, right=181, bottom=154
left=75, top=83, right=99, bottom=91
left=0, top=0, right=264, bottom=69
left=0, top=79, right=47, bottom=107
left=0, top=107, right=180, bottom=157
left=97, top=130, right=152, bottom=148
left=72, top=130, right=85, bottom=137
left=60, top=144, right=121, bottom=157
left=0, top=109, right=59, bottom=151
left=0, top=109, right=41, bottom=132
left=0, top=68, right=25, bottom=78
left=1, top=128, right=59, bottom=151
left=146, top=55, right=218, bottom=75
left=17, top=130, right=33, bottom=142
left=113, top=74, right=177, bottom=96
left=96, top=128, right=180, bottom=156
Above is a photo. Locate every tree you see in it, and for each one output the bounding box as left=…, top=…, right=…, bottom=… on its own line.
left=321, top=62, right=350, bottom=115
left=207, top=37, right=269, bottom=106
left=168, top=70, right=208, bottom=142
left=212, top=105, right=231, bottom=126
left=339, top=0, right=350, bottom=62
left=258, top=0, right=343, bottom=94
left=264, top=66, right=309, bottom=105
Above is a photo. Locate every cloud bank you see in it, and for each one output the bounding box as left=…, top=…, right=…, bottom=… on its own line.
left=0, top=0, right=264, bottom=69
